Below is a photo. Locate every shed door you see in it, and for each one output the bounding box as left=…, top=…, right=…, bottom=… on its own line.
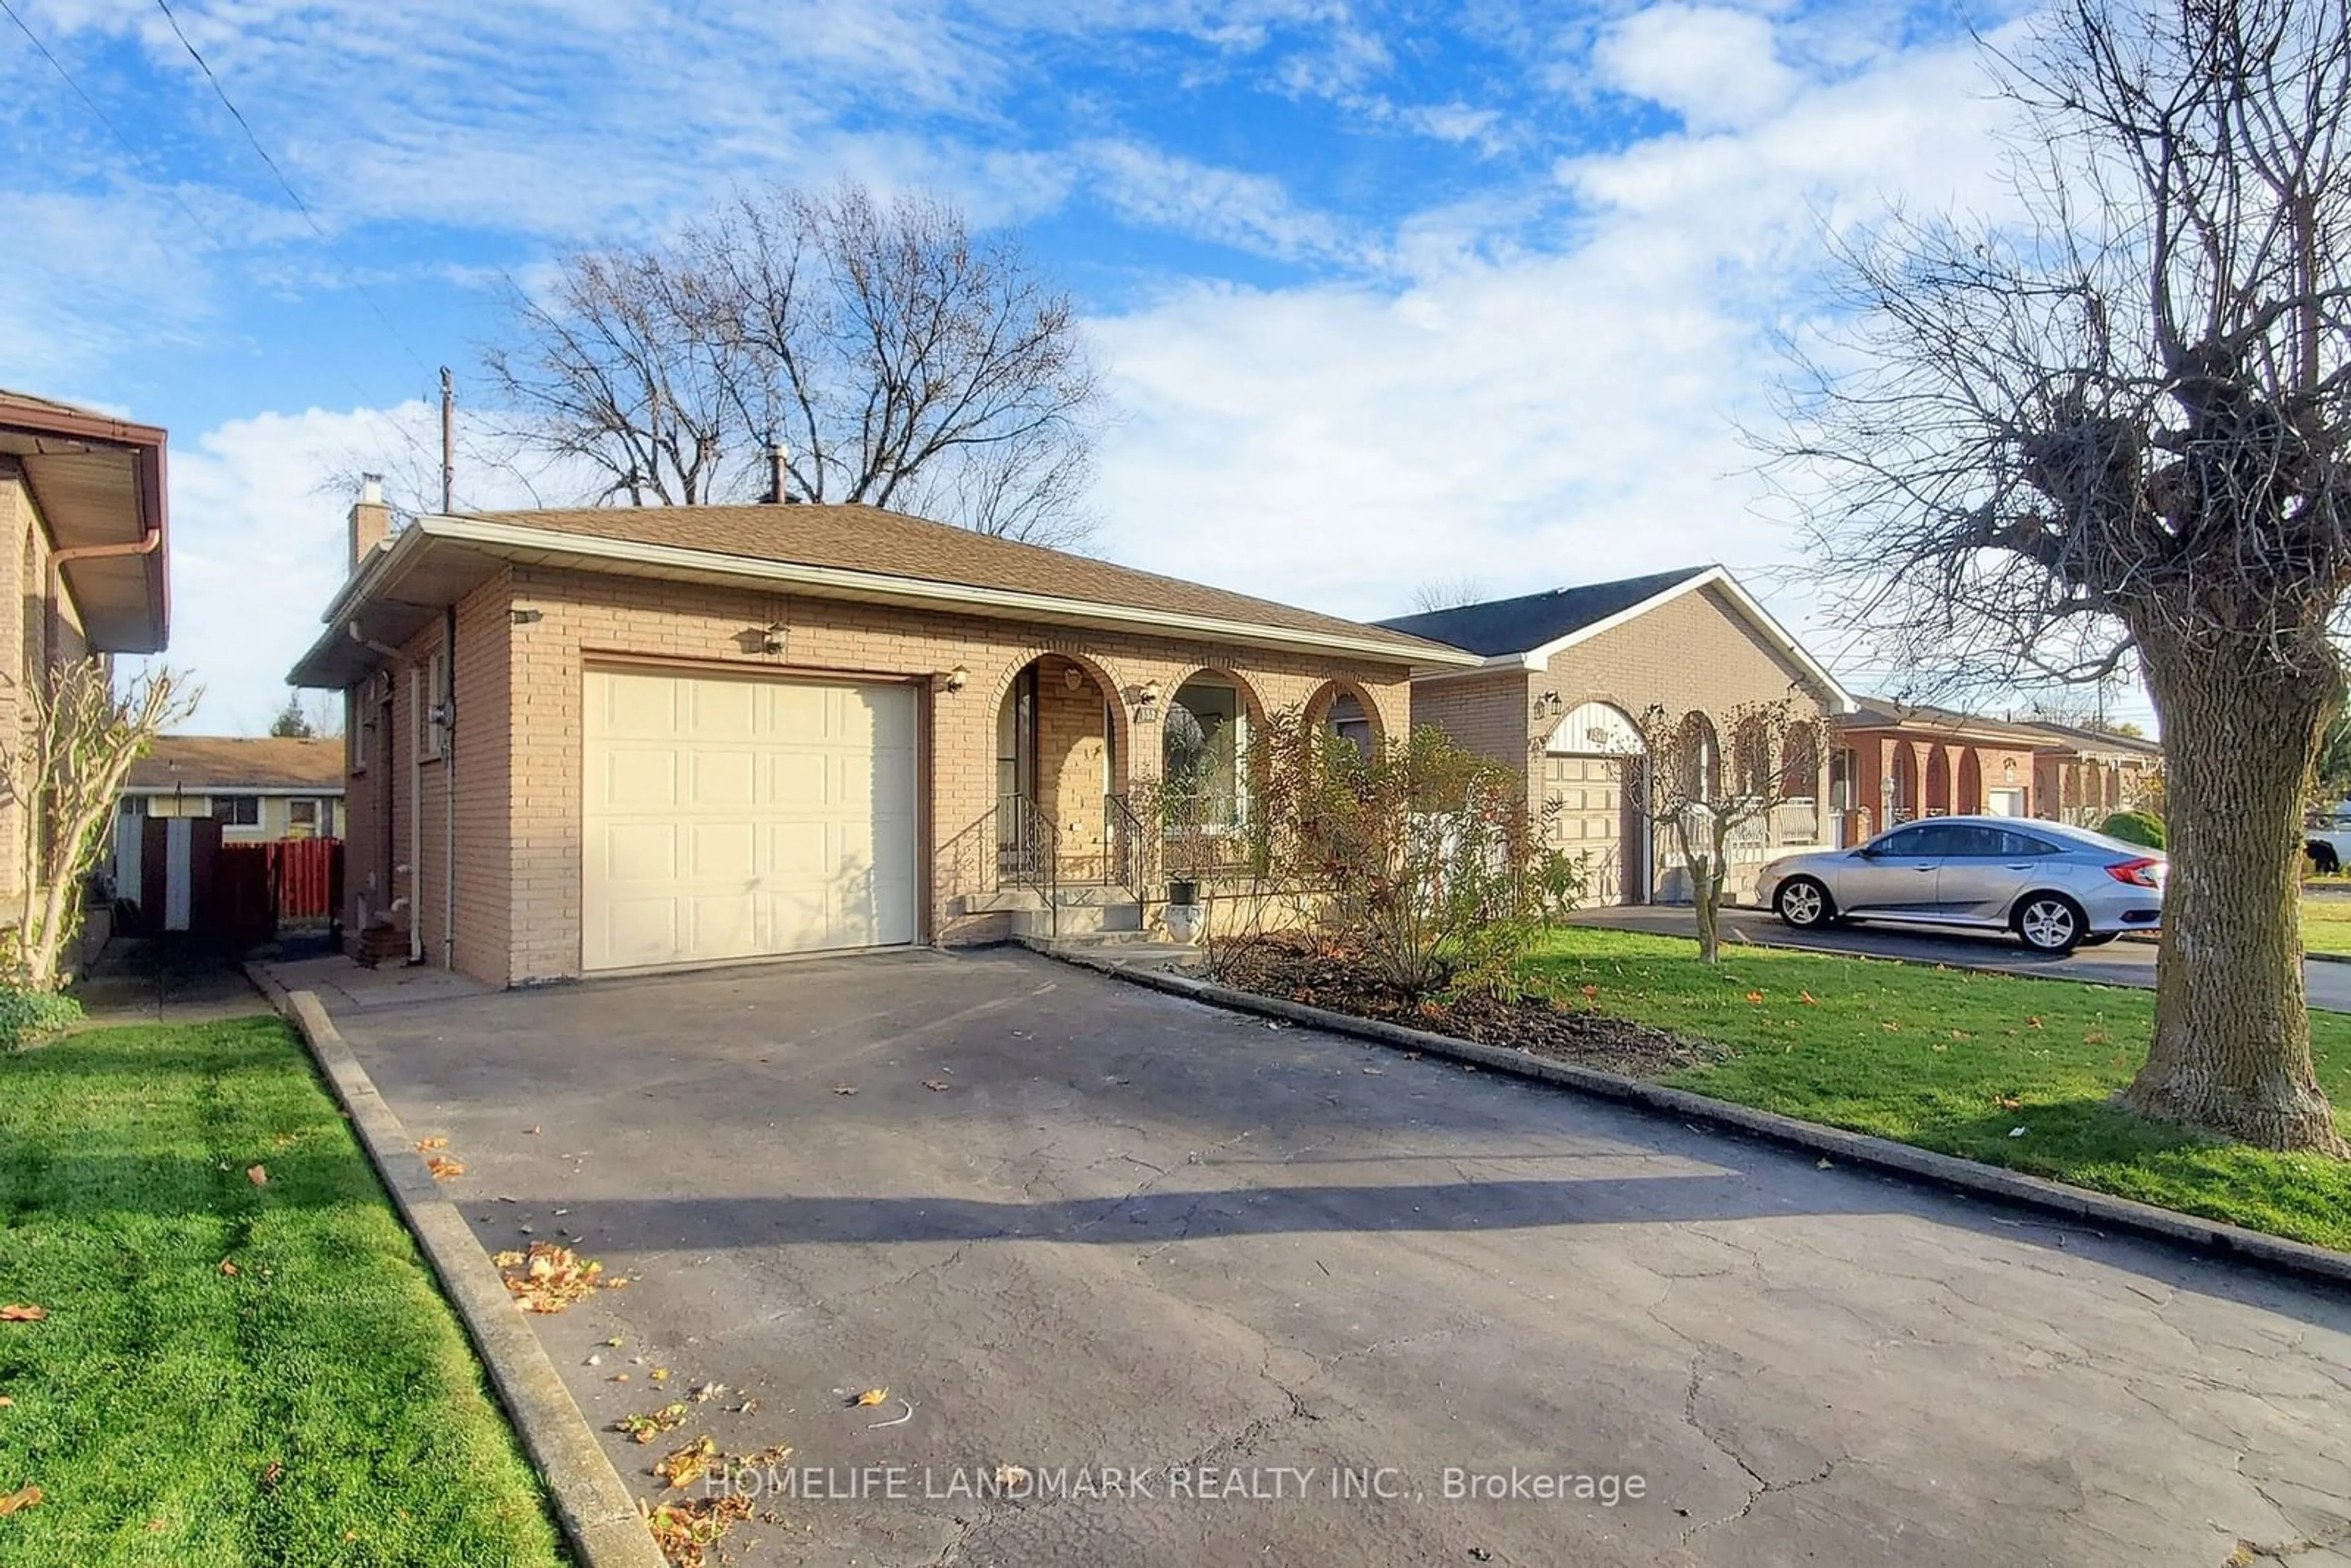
left=583, top=668, right=918, bottom=972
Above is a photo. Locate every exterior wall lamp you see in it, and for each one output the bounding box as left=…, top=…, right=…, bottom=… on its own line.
left=940, top=665, right=970, bottom=693
left=1533, top=690, right=1564, bottom=720
left=1133, top=679, right=1161, bottom=723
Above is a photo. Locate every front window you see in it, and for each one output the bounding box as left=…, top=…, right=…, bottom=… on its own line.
left=1164, top=678, right=1244, bottom=827
left=212, top=796, right=260, bottom=828
left=288, top=799, right=321, bottom=838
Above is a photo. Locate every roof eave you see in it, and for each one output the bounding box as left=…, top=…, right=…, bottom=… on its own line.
left=290, top=516, right=1479, bottom=686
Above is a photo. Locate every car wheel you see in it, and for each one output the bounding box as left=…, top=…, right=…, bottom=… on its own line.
left=2015, top=894, right=2087, bottom=955
left=1775, top=876, right=1834, bottom=929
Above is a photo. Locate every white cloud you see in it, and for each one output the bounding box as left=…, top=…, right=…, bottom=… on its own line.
left=1084, top=33, right=2015, bottom=682
left=135, top=402, right=547, bottom=733
left=1592, top=4, right=1801, bottom=132
left=1079, top=141, right=1368, bottom=263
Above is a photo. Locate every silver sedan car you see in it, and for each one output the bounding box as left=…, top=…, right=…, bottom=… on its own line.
left=1754, top=816, right=2166, bottom=955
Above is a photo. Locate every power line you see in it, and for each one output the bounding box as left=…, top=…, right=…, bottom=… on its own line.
left=150, top=0, right=437, bottom=380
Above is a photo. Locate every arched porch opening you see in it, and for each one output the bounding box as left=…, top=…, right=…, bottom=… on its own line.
left=1925, top=746, right=1953, bottom=816
left=1303, top=677, right=1382, bottom=759
left=1958, top=748, right=1984, bottom=815
left=994, top=652, right=1129, bottom=883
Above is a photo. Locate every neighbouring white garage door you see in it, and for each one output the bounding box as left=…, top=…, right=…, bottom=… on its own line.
left=583, top=667, right=918, bottom=972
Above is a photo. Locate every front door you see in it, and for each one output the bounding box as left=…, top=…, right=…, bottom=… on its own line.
left=1839, top=822, right=1949, bottom=914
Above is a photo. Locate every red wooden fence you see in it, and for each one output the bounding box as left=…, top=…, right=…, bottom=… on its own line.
left=273, top=838, right=340, bottom=921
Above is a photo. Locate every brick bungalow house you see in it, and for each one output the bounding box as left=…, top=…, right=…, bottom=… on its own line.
left=289, top=489, right=1474, bottom=985
left=2022, top=717, right=2162, bottom=825
left=1378, top=566, right=1854, bottom=904
left=1832, top=698, right=2053, bottom=842
left=0, top=390, right=173, bottom=934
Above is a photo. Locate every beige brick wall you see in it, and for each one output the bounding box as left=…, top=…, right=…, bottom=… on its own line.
left=335, top=563, right=1419, bottom=986
left=0, top=462, right=96, bottom=914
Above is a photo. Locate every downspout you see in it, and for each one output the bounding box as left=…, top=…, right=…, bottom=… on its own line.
left=441, top=604, right=456, bottom=972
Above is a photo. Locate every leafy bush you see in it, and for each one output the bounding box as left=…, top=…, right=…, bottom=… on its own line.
left=2101, top=809, right=2165, bottom=850
left=0, top=984, right=83, bottom=1051
left=1225, top=711, right=1558, bottom=1000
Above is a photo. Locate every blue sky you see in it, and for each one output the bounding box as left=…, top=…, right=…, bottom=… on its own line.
left=4, top=0, right=2101, bottom=732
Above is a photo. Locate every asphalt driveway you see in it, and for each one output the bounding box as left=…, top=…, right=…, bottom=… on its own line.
left=1567, top=903, right=2351, bottom=1013
left=323, top=947, right=2351, bottom=1567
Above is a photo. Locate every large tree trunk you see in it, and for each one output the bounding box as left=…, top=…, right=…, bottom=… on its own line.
left=2123, top=636, right=2347, bottom=1154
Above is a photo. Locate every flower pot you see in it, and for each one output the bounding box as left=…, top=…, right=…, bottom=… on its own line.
left=1164, top=902, right=1204, bottom=944
left=1167, top=878, right=1200, bottom=906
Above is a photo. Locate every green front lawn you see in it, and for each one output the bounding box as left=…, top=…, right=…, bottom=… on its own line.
left=2303, top=895, right=2351, bottom=956
left=1521, top=928, right=2351, bottom=1253
left=0, top=1018, right=564, bottom=1566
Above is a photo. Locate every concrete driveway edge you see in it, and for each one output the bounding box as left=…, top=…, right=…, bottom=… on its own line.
left=1042, top=948, right=2351, bottom=1290
left=242, top=963, right=667, bottom=1568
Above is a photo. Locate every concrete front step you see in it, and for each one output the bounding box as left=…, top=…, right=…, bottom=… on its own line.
left=1007, top=900, right=1143, bottom=938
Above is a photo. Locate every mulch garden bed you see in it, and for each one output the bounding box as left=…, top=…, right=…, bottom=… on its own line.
left=1206, top=932, right=1721, bottom=1079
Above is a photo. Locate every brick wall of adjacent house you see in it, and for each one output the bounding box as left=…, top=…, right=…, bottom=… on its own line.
left=1409, top=583, right=1840, bottom=902
left=0, top=460, right=96, bottom=915
left=334, top=563, right=1420, bottom=986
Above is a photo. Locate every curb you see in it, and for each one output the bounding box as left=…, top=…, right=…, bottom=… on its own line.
left=1037, top=948, right=2351, bottom=1291
left=244, top=964, right=666, bottom=1568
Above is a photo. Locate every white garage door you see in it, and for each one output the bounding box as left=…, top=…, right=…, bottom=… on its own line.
left=583, top=667, right=918, bottom=972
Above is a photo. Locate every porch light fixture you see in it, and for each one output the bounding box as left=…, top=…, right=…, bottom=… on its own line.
left=736, top=623, right=787, bottom=655
left=940, top=664, right=970, bottom=693
left=1534, top=690, right=1564, bottom=719
left=1134, top=679, right=1161, bottom=723
left=1063, top=665, right=1084, bottom=692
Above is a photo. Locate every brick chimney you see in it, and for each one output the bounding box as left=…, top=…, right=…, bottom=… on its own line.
left=349, top=473, right=391, bottom=568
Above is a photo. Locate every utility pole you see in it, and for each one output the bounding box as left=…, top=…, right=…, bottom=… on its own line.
left=439, top=366, right=455, bottom=513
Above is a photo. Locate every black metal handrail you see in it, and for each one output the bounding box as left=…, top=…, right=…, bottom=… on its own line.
left=1104, top=792, right=1152, bottom=902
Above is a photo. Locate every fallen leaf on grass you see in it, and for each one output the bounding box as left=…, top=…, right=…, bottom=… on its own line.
left=850, top=1387, right=890, bottom=1408
left=2025, top=1016, right=2044, bottom=1030
left=2083, top=1030, right=2109, bottom=1045
left=493, top=1242, right=610, bottom=1312
left=1579, top=985, right=1599, bottom=1000
left=0, top=1484, right=40, bottom=1515
left=642, top=1493, right=751, bottom=1568
left=654, top=1436, right=718, bottom=1490
left=260, top=1461, right=284, bottom=1490
left=1745, top=991, right=1764, bottom=1005
left=616, top=1403, right=689, bottom=1443
left=219, top=1260, right=239, bottom=1277
left=246, top=1165, right=269, bottom=1185
left=0, top=1305, right=47, bottom=1322
left=1798, top=991, right=1818, bottom=1006
left=425, top=1155, right=466, bottom=1179
left=415, top=1136, right=449, bottom=1152
left=1880, top=1021, right=1902, bottom=1033
left=2008, top=1127, right=2029, bottom=1138
left=1997, top=1096, right=2022, bottom=1110
left=0, top=1397, right=13, bottom=1408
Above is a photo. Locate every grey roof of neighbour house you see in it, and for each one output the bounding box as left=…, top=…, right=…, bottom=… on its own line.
left=1374, top=566, right=1715, bottom=657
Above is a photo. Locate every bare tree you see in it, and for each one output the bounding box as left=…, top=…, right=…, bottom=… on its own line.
left=484, top=182, right=1103, bottom=545
left=1409, top=574, right=1487, bottom=613
left=1, top=665, right=197, bottom=990
left=1614, top=699, right=1810, bottom=964
left=1774, top=0, right=2351, bottom=1152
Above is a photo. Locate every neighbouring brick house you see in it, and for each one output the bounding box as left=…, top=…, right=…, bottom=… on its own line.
left=0, top=390, right=172, bottom=936
left=289, top=489, right=1473, bottom=985
left=2022, top=718, right=2163, bottom=826
left=1832, top=699, right=2053, bottom=842
left=1378, top=566, right=1854, bottom=904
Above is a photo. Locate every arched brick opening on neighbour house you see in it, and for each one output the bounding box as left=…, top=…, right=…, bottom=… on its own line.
left=1925, top=746, right=1952, bottom=816
left=1889, top=744, right=1918, bottom=823
left=1958, top=749, right=1984, bottom=814
left=1302, top=677, right=1383, bottom=758
left=991, top=650, right=1130, bottom=883
left=1542, top=699, right=1650, bottom=904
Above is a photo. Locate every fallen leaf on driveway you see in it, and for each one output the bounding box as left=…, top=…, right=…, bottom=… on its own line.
left=1361, top=1067, right=1384, bottom=1076
left=642, top=1492, right=750, bottom=1567
left=850, top=1387, right=890, bottom=1408
left=0, top=1484, right=41, bottom=1515
left=493, top=1243, right=610, bottom=1311
left=654, top=1436, right=718, bottom=1490
left=415, top=1136, right=448, bottom=1152
left=525, top=1125, right=541, bottom=1135
left=246, top=1165, right=269, bottom=1185
left=425, top=1155, right=466, bottom=1179
left=832, top=1085, right=858, bottom=1095
left=996, top=1463, right=1030, bottom=1489
left=0, top=1305, right=47, bottom=1322
left=923, top=1080, right=951, bottom=1092
left=689, top=1381, right=727, bottom=1403
left=617, top=1403, right=689, bottom=1442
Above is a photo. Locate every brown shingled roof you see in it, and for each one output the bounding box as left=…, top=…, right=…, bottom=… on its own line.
left=126, top=736, right=344, bottom=793
left=457, top=504, right=1460, bottom=659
